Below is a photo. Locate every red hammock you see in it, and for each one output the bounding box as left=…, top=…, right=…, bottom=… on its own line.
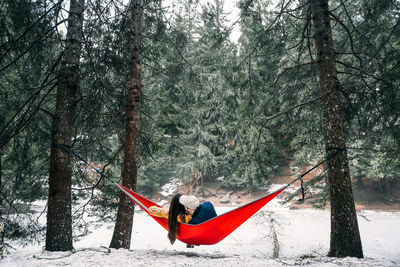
left=115, top=183, right=288, bottom=245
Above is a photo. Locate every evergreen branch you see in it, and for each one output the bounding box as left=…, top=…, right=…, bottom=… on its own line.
left=208, top=0, right=255, bottom=49
left=140, top=133, right=159, bottom=163
left=0, top=18, right=67, bottom=73
left=295, top=9, right=313, bottom=74
left=371, top=18, right=400, bottom=59
left=155, top=2, right=192, bottom=66
left=160, top=31, right=192, bottom=66
left=140, top=60, right=191, bottom=104
left=239, top=0, right=296, bottom=65
left=28, top=104, right=55, bottom=119
left=340, top=0, right=400, bottom=60
left=263, top=94, right=322, bottom=123
left=0, top=0, right=63, bottom=61
left=0, top=50, right=63, bottom=148
left=140, top=109, right=155, bottom=121
left=339, top=0, right=363, bottom=37
left=341, top=81, right=400, bottom=130
left=329, top=0, right=350, bottom=12
left=279, top=0, right=311, bottom=13
left=247, top=37, right=310, bottom=58
left=346, top=146, right=399, bottom=153
left=175, top=83, right=190, bottom=104
left=0, top=190, right=20, bottom=214
left=342, top=91, right=363, bottom=131
left=0, top=83, right=57, bottom=149
left=282, top=12, right=308, bottom=20
left=336, top=60, right=391, bottom=84
left=273, top=61, right=317, bottom=85
left=71, top=129, right=125, bottom=152
left=329, top=12, right=363, bottom=67
left=247, top=94, right=323, bottom=162
left=102, top=143, right=125, bottom=171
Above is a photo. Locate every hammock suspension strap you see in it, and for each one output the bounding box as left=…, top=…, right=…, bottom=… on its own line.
left=52, top=143, right=108, bottom=182
left=290, top=147, right=347, bottom=202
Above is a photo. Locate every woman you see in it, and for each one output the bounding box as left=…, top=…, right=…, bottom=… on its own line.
left=150, top=194, right=217, bottom=244
left=167, top=194, right=190, bottom=244
left=149, top=194, right=192, bottom=244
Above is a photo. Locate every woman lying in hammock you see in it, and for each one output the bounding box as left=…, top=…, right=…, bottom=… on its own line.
left=149, top=194, right=217, bottom=245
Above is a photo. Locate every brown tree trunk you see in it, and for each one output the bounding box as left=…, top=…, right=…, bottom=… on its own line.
left=310, top=0, right=363, bottom=258
left=45, top=0, right=84, bottom=252
left=109, top=0, right=143, bottom=249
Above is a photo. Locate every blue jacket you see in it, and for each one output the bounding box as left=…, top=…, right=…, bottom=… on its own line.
left=189, top=202, right=217, bottom=225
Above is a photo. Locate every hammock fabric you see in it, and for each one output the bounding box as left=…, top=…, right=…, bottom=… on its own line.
left=115, top=183, right=288, bottom=245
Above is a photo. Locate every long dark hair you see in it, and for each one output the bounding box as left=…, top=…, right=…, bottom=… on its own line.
left=167, top=193, right=186, bottom=244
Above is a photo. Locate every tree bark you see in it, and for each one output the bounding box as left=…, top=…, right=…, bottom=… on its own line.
left=109, top=0, right=143, bottom=249
left=310, top=0, right=363, bottom=258
left=45, top=0, right=84, bottom=251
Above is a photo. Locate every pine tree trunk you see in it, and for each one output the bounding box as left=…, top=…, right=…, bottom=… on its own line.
left=310, top=0, right=363, bottom=258
left=109, top=0, right=143, bottom=249
left=45, top=0, right=84, bottom=252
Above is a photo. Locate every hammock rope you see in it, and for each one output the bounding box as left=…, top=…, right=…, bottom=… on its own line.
left=52, top=143, right=346, bottom=245
left=288, top=147, right=347, bottom=201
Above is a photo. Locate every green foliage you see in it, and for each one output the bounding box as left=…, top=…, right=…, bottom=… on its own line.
left=1, top=212, right=45, bottom=245
left=1, top=0, right=399, bottom=244
left=331, top=0, right=400, bottom=181
left=0, top=0, right=59, bottom=204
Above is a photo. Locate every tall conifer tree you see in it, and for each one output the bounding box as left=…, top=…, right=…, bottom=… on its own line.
left=46, top=0, right=85, bottom=251
left=310, top=0, right=363, bottom=258
left=109, top=0, right=143, bottom=249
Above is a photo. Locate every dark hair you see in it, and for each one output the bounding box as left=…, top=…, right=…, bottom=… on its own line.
left=167, top=193, right=186, bottom=244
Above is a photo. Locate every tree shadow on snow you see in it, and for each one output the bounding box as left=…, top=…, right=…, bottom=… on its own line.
left=150, top=249, right=228, bottom=259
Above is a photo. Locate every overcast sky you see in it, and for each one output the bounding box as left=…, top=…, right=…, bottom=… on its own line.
left=220, top=0, right=241, bottom=43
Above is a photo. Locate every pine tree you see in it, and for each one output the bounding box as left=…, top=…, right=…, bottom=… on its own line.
left=310, top=0, right=363, bottom=258
left=109, top=0, right=143, bottom=249
left=46, top=0, right=85, bottom=252
left=0, top=0, right=62, bottom=244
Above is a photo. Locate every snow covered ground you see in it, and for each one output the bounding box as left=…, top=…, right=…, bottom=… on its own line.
left=2, top=186, right=400, bottom=267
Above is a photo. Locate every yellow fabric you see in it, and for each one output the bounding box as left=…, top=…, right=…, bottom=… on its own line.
left=149, top=206, right=191, bottom=223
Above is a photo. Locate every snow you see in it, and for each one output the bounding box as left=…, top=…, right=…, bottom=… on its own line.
left=2, top=186, right=400, bottom=267
left=159, top=178, right=182, bottom=198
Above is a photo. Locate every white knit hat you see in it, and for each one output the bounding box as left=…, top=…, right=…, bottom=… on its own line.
left=179, top=195, right=200, bottom=210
